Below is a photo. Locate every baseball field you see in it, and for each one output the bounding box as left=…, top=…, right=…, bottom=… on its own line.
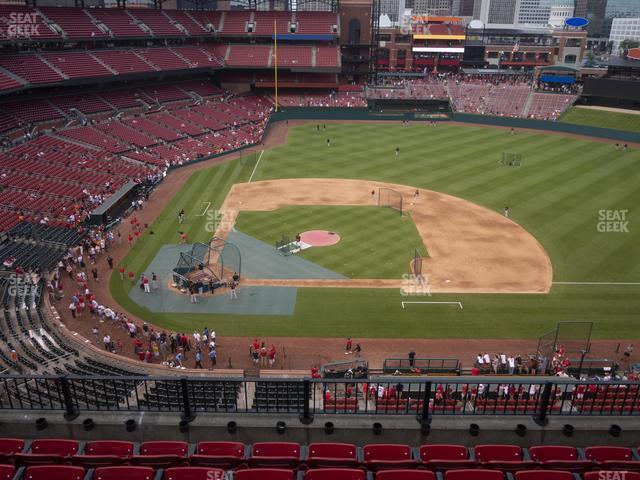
left=110, top=121, right=640, bottom=340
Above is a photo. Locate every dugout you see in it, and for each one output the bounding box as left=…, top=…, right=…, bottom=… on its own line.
left=89, top=181, right=139, bottom=226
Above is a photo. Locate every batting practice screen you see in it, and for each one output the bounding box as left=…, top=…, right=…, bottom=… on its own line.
left=378, top=188, right=403, bottom=215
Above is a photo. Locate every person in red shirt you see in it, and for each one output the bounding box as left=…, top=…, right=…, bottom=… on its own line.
left=251, top=339, right=260, bottom=355
left=145, top=350, right=153, bottom=363
left=268, top=345, right=276, bottom=367
left=259, top=343, right=268, bottom=367
left=138, top=350, right=145, bottom=362
left=345, top=338, right=353, bottom=354
left=128, top=235, right=133, bottom=246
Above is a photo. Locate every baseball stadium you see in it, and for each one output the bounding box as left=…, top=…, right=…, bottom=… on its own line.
left=0, top=0, right=640, bottom=478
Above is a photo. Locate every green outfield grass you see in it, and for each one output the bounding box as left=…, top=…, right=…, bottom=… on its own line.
left=560, top=106, right=640, bottom=133
left=234, top=206, right=426, bottom=279
left=110, top=122, right=640, bottom=339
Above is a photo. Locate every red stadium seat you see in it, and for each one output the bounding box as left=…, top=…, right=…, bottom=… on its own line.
left=376, top=470, right=436, bottom=480
left=15, top=440, right=80, bottom=467
left=0, top=465, right=15, bottom=480
left=528, top=446, right=592, bottom=473
left=164, top=467, right=225, bottom=480
left=474, top=445, right=535, bottom=473
left=24, top=465, right=84, bottom=480
left=418, top=445, right=476, bottom=471
left=94, top=466, right=155, bottom=480
left=585, top=447, right=640, bottom=471
left=305, top=443, right=360, bottom=469
left=305, top=468, right=365, bottom=480
left=363, top=445, right=418, bottom=471
left=444, top=469, right=503, bottom=480
left=0, top=439, right=25, bottom=463
left=515, top=471, right=574, bottom=480
left=189, top=442, right=245, bottom=469
left=248, top=443, right=301, bottom=469
left=73, top=441, right=135, bottom=468
left=235, top=468, right=294, bottom=480
left=130, top=442, right=189, bottom=469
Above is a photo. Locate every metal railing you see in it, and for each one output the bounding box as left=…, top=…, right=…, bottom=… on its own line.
left=1, top=375, right=639, bottom=424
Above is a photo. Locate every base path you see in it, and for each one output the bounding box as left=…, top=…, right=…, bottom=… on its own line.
left=219, top=178, right=553, bottom=294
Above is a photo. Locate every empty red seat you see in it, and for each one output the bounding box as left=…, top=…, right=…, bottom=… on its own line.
left=0, top=439, right=24, bottom=463
left=306, top=443, right=360, bottom=469
left=0, top=465, right=15, bottom=480
left=189, top=442, right=245, bottom=469
left=528, top=446, right=591, bottom=473
left=376, top=470, right=436, bottom=480
left=363, top=445, right=418, bottom=471
left=419, top=445, right=476, bottom=472
left=305, top=469, right=364, bottom=480
left=248, top=443, right=301, bottom=469
left=15, top=440, right=80, bottom=467
left=24, top=465, right=84, bottom=480
left=164, top=467, right=225, bottom=480
left=474, top=445, right=535, bottom=473
left=94, top=466, right=155, bottom=480
left=235, top=469, right=294, bottom=480
left=73, top=441, right=135, bottom=468
left=515, top=471, right=573, bottom=480
left=585, top=446, right=640, bottom=471
left=130, top=442, right=189, bottom=469
left=444, top=470, right=503, bottom=480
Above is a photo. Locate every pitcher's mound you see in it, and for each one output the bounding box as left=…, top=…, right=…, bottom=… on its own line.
left=300, top=230, right=341, bottom=247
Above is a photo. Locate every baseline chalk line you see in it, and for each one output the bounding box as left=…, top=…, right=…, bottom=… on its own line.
left=197, top=202, right=211, bottom=217
left=401, top=301, right=463, bottom=309
left=248, top=150, right=264, bottom=183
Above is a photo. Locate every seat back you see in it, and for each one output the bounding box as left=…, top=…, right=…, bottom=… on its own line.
left=305, top=469, right=364, bottom=480
left=252, top=443, right=300, bottom=458
left=419, top=445, right=467, bottom=462
left=139, top=442, right=188, bottom=457
left=196, top=442, right=244, bottom=458
left=85, top=441, right=135, bottom=457
left=475, top=445, right=522, bottom=462
left=307, top=444, right=357, bottom=460
left=24, top=466, right=85, bottom=480
left=0, top=465, right=15, bottom=480
left=528, top=446, right=577, bottom=462
left=364, top=445, right=412, bottom=462
left=30, top=439, right=79, bottom=456
left=0, top=438, right=25, bottom=455
left=94, top=466, right=155, bottom=480
left=515, top=471, right=573, bottom=480
left=164, top=467, right=225, bottom=480
left=377, top=470, right=437, bottom=480
left=236, top=468, right=294, bottom=480
left=445, top=469, right=503, bottom=480
left=585, top=446, right=633, bottom=462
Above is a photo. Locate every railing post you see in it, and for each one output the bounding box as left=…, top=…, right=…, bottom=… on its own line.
left=180, top=377, right=195, bottom=422
left=417, top=381, right=432, bottom=425
left=299, top=379, right=314, bottom=424
left=534, top=381, right=553, bottom=426
left=60, top=376, right=79, bottom=421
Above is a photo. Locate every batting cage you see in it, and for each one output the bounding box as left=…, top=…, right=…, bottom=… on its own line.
left=378, top=187, right=403, bottom=215
left=172, top=238, right=241, bottom=288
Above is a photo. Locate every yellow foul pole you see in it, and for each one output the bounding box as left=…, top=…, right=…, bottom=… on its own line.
left=274, top=19, right=278, bottom=112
